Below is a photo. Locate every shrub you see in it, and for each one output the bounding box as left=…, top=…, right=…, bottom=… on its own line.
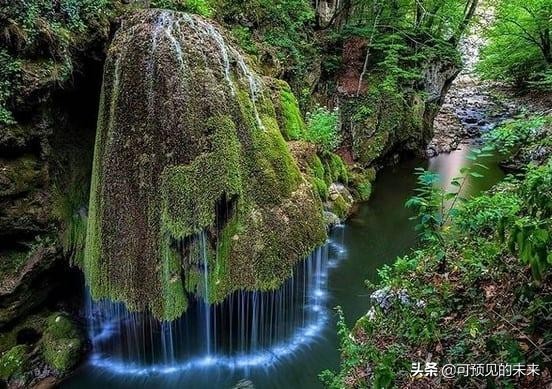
left=304, top=106, right=341, bottom=152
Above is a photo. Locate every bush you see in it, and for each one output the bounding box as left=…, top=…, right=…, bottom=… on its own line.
left=304, top=106, right=341, bottom=152
left=456, top=191, right=521, bottom=237
left=484, top=117, right=547, bottom=153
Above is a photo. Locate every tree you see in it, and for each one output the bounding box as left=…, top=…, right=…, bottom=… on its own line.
left=478, top=0, right=552, bottom=85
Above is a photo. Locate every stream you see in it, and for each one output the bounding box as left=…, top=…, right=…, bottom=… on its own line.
left=62, top=140, right=505, bottom=389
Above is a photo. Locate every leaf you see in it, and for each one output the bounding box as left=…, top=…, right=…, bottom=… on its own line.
left=474, top=163, right=489, bottom=170
left=470, top=172, right=485, bottom=178
left=445, top=192, right=457, bottom=200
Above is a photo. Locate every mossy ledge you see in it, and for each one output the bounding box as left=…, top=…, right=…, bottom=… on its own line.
left=84, top=9, right=326, bottom=321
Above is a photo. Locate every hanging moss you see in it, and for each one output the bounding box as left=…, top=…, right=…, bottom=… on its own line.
left=83, top=9, right=325, bottom=320
left=273, top=80, right=306, bottom=140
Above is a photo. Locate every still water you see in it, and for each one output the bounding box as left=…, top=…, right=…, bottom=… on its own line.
left=62, top=143, right=503, bottom=389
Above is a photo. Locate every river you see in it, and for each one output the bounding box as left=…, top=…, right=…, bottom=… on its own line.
left=62, top=139, right=504, bottom=389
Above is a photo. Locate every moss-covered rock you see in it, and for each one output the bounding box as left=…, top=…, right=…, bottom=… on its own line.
left=41, top=313, right=83, bottom=373
left=326, top=183, right=354, bottom=219
left=349, top=167, right=376, bottom=201
left=340, top=75, right=433, bottom=167
left=271, top=80, right=306, bottom=140
left=0, top=245, right=61, bottom=328
left=0, top=345, right=28, bottom=380
left=84, top=10, right=326, bottom=320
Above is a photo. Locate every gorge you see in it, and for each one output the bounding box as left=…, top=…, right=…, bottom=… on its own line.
left=2, top=1, right=550, bottom=388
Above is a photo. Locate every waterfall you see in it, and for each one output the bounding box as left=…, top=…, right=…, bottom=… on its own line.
left=85, top=239, right=345, bottom=375
left=200, top=231, right=211, bottom=356
left=174, top=11, right=264, bottom=130
left=83, top=8, right=331, bottom=377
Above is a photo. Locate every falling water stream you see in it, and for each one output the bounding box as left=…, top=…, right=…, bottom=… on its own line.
left=63, top=141, right=504, bottom=389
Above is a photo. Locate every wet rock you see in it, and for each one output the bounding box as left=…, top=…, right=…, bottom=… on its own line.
left=323, top=211, right=341, bottom=228
left=326, top=183, right=354, bottom=221
left=0, top=245, right=61, bottom=328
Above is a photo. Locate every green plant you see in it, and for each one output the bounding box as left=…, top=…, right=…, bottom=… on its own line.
left=507, top=162, right=552, bottom=280
left=484, top=117, right=547, bottom=153
left=405, top=168, right=447, bottom=244
left=150, top=0, right=213, bottom=16
left=304, top=106, right=341, bottom=152
left=406, top=149, right=492, bottom=244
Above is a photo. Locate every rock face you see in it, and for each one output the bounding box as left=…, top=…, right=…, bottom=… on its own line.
left=84, top=10, right=326, bottom=321
left=334, top=37, right=460, bottom=168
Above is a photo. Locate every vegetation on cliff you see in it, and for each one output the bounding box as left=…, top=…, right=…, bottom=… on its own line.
left=321, top=115, right=552, bottom=388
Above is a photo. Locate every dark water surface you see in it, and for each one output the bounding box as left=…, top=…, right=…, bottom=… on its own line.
left=62, top=144, right=503, bottom=389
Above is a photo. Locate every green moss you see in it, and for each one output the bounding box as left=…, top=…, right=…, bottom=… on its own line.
left=332, top=195, right=350, bottom=219
left=0, top=345, right=28, bottom=380
left=357, top=182, right=372, bottom=201
left=312, top=177, right=329, bottom=200
left=279, top=88, right=305, bottom=140
left=308, top=155, right=325, bottom=180
left=343, top=79, right=426, bottom=166
left=0, top=154, right=42, bottom=197
left=350, top=167, right=376, bottom=201
left=161, top=116, right=242, bottom=239
left=41, top=314, right=83, bottom=373
left=83, top=11, right=325, bottom=320
left=324, top=152, right=348, bottom=184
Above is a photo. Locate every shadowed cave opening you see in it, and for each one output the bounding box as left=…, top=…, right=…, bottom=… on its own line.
left=16, top=327, right=41, bottom=345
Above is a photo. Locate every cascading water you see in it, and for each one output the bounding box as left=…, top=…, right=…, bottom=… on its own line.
left=85, top=238, right=346, bottom=375
left=81, top=7, right=331, bottom=382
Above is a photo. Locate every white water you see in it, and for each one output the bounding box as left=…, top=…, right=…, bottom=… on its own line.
left=84, top=235, right=347, bottom=376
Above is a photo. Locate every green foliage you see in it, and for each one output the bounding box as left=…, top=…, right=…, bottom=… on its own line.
left=230, top=26, right=258, bottom=55
left=507, top=162, right=552, bottom=280
left=0, top=0, right=114, bottom=124
left=0, top=345, right=27, bottom=380
left=406, top=148, right=494, bottom=244
left=150, top=0, right=213, bottom=16
left=304, top=106, right=341, bottom=152
left=214, top=0, right=315, bottom=86
left=478, top=0, right=552, bottom=86
left=484, top=116, right=547, bottom=153
left=0, top=50, right=21, bottom=125
left=405, top=168, right=446, bottom=244
left=456, top=191, right=521, bottom=237
left=327, top=116, right=552, bottom=388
